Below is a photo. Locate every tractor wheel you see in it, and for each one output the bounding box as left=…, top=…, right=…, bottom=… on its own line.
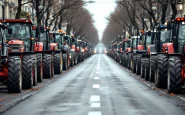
left=127, top=53, right=131, bottom=69
left=149, top=55, right=156, bottom=82
left=74, top=53, right=78, bottom=65
left=70, top=57, right=74, bottom=67
left=43, top=54, right=53, bottom=78
left=32, top=55, right=37, bottom=86
left=36, top=54, right=43, bottom=82
left=63, top=54, right=68, bottom=70
left=156, top=54, right=168, bottom=88
left=132, top=55, right=136, bottom=73
left=22, top=55, right=35, bottom=89
left=54, top=53, right=63, bottom=74
left=136, top=54, right=141, bottom=75
left=168, top=56, right=182, bottom=94
left=145, top=58, right=150, bottom=81
left=7, top=56, right=22, bottom=93
left=141, top=58, right=146, bottom=78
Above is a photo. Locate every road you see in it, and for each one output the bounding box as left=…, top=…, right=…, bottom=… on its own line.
left=1, top=54, right=185, bottom=115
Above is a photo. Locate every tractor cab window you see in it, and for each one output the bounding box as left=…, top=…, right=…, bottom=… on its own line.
left=6, top=23, right=31, bottom=41
left=40, top=33, right=47, bottom=42
left=145, top=35, right=152, bottom=47
left=160, top=30, right=171, bottom=43
left=55, top=33, right=62, bottom=44
left=124, top=41, right=130, bottom=49
left=177, top=23, right=185, bottom=53
left=132, top=38, right=137, bottom=48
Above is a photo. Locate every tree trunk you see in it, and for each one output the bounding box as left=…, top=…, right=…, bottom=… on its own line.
left=161, top=1, right=168, bottom=24
left=170, top=0, right=177, bottom=20
left=15, top=0, right=22, bottom=19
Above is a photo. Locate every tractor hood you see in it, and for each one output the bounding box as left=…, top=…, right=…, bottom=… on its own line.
left=8, top=40, right=24, bottom=45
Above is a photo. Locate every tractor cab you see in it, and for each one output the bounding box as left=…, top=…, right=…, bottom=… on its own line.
left=0, top=19, right=34, bottom=52
left=123, top=38, right=131, bottom=53
left=155, top=25, right=171, bottom=53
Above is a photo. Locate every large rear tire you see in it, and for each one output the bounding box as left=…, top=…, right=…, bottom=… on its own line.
left=54, top=53, right=63, bottom=74
left=22, top=55, right=35, bottom=89
left=43, top=54, right=53, bottom=78
left=132, top=55, right=136, bottom=73
left=141, top=58, right=145, bottom=78
left=155, top=54, right=168, bottom=88
left=63, top=54, right=68, bottom=70
left=7, top=56, right=22, bottom=93
left=168, top=56, right=182, bottom=94
left=36, top=54, right=43, bottom=82
left=136, top=54, right=141, bottom=75
left=149, top=55, right=156, bottom=82
left=145, top=58, right=150, bottom=81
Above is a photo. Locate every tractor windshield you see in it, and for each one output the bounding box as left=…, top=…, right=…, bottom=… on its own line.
left=146, top=35, right=152, bottom=47
left=132, top=38, right=137, bottom=48
left=124, top=41, right=130, bottom=49
left=40, top=33, right=47, bottom=41
left=178, top=24, right=185, bottom=39
left=55, top=33, right=63, bottom=44
left=160, top=30, right=171, bottom=43
left=6, top=23, right=31, bottom=41
left=178, top=24, right=185, bottom=53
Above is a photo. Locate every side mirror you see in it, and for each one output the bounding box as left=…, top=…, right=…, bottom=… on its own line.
left=40, top=26, right=45, bottom=33
left=167, top=21, right=172, bottom=30
left=8, top=28, right=12, bottom=34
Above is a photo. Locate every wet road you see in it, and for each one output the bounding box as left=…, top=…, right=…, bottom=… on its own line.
left=2, top=54, right=185, bottom=115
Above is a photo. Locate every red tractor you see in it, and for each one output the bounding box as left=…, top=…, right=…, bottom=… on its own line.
left=122, top=38, right=132, bottom=68
left=0, top=19, right=38, bottom=92
left=158, top=17, right=185, bottom=93
left=33, top=26, right=54, bottom=79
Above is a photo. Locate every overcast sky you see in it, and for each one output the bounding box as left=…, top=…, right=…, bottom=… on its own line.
left=84, top=0, right=117, bottom=40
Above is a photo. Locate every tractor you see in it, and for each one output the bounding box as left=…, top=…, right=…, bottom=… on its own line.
left=0, top=6, right=25, bottom=93
left=158, top=17, right=185, bottom=93
left=0, top=19, right=38, bottom=91
left=122, top=38, right=132, bottom=68
left=33, top=26, right=55, bottom=79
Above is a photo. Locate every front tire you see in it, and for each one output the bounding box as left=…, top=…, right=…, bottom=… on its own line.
left=63, top=54, right=68, bottom=70
left=43, top=54, right=53, bottom=78
left=145, top=58, right=150, bottom=81
left=149, top=55, right=156, bottom=82
left=54, top=53, right=63, bottom=74
left=36, top=54, right=43, bottom=82
left=22, top=55, right=35, bottom=89
left=141, top=58, right=145, bottom=78
left=136, top=54, right=141, bottom=75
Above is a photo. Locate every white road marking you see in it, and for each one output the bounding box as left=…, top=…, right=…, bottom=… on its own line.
left=93, top=84, right=100, bottom=88
left=143, top=81, right=151, bottom=87
left=88, top=111, right=102, bottom=115
left=90, top=95, right=100, bottom=102
left=96, top=72, right=100, bottom=73
left=90, top=103, right=101, bottom=108
left=159, top=91, right=166, bottom=95
left=177, top=96, right=185, bottom=101
left=94, top=77, right=99, bottom=80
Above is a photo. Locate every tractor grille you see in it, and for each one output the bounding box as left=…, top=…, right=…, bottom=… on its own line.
left=9, top=44, right=21, bottom=51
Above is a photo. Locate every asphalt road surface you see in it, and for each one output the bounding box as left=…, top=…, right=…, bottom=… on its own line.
left=1, top=54, right=185, bottom=115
